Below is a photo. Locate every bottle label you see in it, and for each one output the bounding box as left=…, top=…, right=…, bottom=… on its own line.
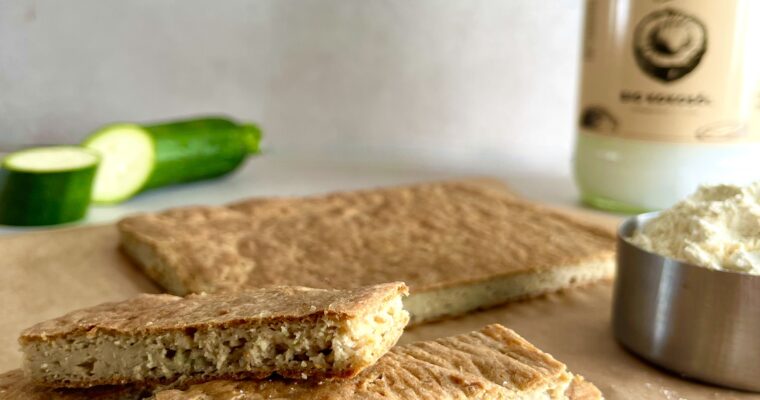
left=579, top=0, right=760, bottom=143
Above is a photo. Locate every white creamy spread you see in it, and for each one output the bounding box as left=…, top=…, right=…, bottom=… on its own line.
left=630, top=183, right=760, bottom=275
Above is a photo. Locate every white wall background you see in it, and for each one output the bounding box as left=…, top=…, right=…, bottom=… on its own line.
left=0, top=1, right=583, bottom=168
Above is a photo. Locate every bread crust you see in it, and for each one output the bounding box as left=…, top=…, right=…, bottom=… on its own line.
left=565, top=375, right=605, bottom=400
left=20, top=283, right=406, bottom=342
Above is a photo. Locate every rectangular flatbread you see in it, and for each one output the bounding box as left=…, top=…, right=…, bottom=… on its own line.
left=118, top=180, right=615, bottom=325
left=1, top=324, right=602, bottom=399
left=19, top=283, right=408, bottom=388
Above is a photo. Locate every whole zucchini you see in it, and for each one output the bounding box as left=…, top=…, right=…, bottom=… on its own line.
left=83, top=116, right=262, bottom=204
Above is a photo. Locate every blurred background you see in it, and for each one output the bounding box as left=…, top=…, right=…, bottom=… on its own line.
left=0, top=0, right=581, bottom=173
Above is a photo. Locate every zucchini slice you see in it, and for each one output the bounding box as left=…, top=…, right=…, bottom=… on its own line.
left=0, top=146, right=99, bottom=226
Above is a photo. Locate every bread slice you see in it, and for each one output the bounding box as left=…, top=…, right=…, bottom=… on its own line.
left=152, top=324, right=603, bottom=399
left=19, top=283, right=408, bottom=388
left=118, top=180, right=616, bottom=325
left=1, top=324, right=601, bottom=400
left=0, top=371, right=600, bottom=400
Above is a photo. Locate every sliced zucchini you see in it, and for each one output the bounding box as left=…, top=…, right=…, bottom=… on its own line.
left=0, top=146, right=99, bottom=226
left=83, top=117, right=262, bottom=204
left=83, top=124, right=155, bottom=204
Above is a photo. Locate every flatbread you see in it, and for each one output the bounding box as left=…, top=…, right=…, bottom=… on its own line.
left=119, top=180, right=615, bottom=324
left=19, top=283, right=407, bottom=388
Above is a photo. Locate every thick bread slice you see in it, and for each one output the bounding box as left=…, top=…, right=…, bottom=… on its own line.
left=0, top=371, right=600, bottom=400
left=19, top=283, right=408, bottom=388
left=151, top=324, right=602, bottom=399
left=118, top=180, right=616, bottom=325
left=0, top=324, right=601, bottom=400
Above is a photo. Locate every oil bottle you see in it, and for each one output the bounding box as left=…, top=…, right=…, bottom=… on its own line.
left=574, top=0, right=760, bottom=212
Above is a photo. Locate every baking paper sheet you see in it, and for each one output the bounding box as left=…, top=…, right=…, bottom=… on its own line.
left=1, top=219, right=757, bottom=399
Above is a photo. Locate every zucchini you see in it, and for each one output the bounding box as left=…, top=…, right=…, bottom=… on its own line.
left=0, top=146, right=99, bottom=226
left=83, top=117, right=262, bottom=204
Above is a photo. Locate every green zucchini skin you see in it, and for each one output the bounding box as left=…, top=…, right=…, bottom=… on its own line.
left=141, top=117, right=260, bottom=190
left=0, top=166, right=96, bottom=226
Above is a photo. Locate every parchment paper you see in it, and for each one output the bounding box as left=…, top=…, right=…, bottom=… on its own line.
left=1, top=217, right=757, bottom=399
left=0, top=224, right=160, bottom=369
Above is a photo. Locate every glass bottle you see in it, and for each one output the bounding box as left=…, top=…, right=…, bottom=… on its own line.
left=574, top=0, right=760, bottom=212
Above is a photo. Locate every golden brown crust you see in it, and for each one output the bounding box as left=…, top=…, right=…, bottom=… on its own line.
left=20, top=282, right=407, bottom=342
left=392, top=323, right=568, bottom=393
left=151, top=324, right=602, bottom=400
left=565, top=375, right=605, bottom=400
left=118, top=180, right=615, bottom=297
